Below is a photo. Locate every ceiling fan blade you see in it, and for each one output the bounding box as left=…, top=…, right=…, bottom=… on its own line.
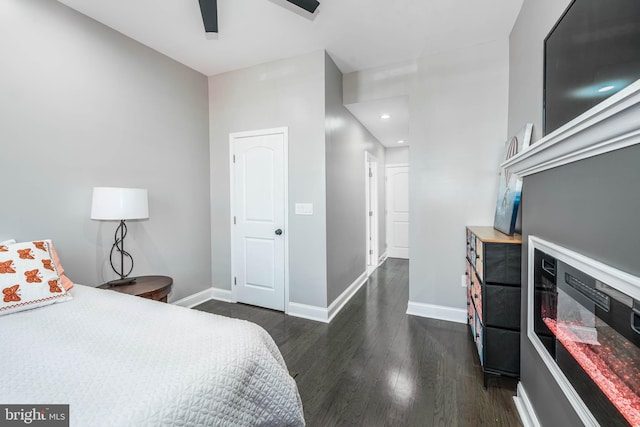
left=285, top=0, right=320, bottom=14
left=198, top=0, right=218, bottom=33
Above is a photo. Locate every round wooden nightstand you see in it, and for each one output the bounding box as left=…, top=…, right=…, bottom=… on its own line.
left=98, top=275, right=173, bottom=303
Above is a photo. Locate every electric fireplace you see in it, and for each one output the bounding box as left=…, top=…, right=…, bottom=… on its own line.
left=528, top=237, right=640, bottom=426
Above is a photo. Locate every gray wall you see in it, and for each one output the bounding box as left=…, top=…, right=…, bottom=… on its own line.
left=208, top=51, right=328, bottom=307
left=385, top=147, right=409, bottom=165
left=0, top=0, right=211, bottom=301
left=325, top=53, right=386, bottom=305
left=508, top=1, right=639, bottom=425
left=409, top=41, right=509, bottom=310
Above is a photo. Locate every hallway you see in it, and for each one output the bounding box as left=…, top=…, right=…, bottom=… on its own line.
left=195, top=259, right=522, bottom=426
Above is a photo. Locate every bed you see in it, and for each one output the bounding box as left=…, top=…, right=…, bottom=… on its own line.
left=0, top=261, right=305, bottom=426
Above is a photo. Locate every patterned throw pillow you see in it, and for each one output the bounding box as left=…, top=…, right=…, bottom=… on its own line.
left=0, top=240, right=72, bottom=315
left=0, top=239, right=73, bottom=290
left=50, top=244, right=74, bottom=291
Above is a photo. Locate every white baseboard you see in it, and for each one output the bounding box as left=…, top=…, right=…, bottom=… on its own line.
left=377, top=252, right=388, bottom=266
left=172, top=286, right=232, bottom=308
left=289, top=269, right=369, bottom=323
left=210, top=287, right=233, bottom=303
left=288, top=302, right=329, bottom=323
left=172, top=288, right=214, bottom=308
left=406, top=301, right=467, bottom=324
left=513, top=382, right=541, bottom=427
left=327, top=271, right=368, bottom=322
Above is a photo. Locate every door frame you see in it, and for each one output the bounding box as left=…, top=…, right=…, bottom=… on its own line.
left=229, top=127, right=290, bottom=313
left=365, top=152, right=379, bottom=274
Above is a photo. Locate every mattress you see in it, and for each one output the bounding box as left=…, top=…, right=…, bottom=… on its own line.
left=0, top=284, right=305, bottom=426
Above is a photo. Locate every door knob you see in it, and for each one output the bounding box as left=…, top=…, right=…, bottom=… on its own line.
left=275, top=229, right=283, bottom=236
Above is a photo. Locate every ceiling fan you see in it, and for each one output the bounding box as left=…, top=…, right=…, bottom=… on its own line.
left=198, top=0, right=320, bottom=33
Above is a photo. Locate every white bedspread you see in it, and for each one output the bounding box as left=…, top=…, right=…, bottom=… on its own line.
left=0, top=285, right=305, bottom=426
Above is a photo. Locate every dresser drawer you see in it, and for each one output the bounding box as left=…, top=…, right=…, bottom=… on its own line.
left=475, top=240, right=484, bottom=268
left=139, top=287, right=171, bottom=302
left=471, top=271, right=482, bottom=323
left=475, top=256, right=484, bottom=282
left=484, top=284, right=520, bottom=329
left=467, top=285, right=475, bottom=335
left=475, top=312, right=484, bottom=365
left=483, top=243, right=521, bottom=284
left=468, top=233, right=477, bottom=264
left=484, top=327, right=519, bottom=374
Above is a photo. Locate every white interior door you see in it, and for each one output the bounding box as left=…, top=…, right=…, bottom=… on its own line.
left=386, top=165, right=409, bottom=259
left=231, top=129, right=287, bottom=311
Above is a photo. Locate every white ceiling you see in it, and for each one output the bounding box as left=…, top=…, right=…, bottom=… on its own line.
left=56, top=0, right=523, bottom=148
left=345, top=96, right=410, bottom=148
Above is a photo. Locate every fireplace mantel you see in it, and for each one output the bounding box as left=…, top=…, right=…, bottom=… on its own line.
left=503, top=79, right=640, bottom=177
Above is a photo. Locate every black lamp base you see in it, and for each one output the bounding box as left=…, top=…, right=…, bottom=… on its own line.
left=109, top=220, right=136, bottom=287
left=106, top=277, right=137, bottom=286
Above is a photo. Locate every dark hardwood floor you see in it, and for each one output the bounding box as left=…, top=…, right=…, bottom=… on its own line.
left=194, top=258, right=522, bottom=426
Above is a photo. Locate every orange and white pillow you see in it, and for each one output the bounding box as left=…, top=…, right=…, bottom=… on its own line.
left=0, top=240, right=72, bottom=315
left=50, top=244, right=74, bottom=291
left=0, top=239, right=73, bottom=291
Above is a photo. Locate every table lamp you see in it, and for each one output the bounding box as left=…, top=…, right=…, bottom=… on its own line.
left=91, top=187, right=149, bottom=285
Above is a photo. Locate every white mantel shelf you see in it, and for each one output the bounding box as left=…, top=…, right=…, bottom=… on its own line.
left=502, top=79, right=640, bottom=177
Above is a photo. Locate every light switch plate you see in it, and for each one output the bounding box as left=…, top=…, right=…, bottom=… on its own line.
left=461, top=274, right=467, bottom=287
left=295, top=203, right=313, bottom=215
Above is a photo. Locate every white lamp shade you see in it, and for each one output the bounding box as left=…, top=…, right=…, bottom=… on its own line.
left=91, top=187, right=149, bottom=220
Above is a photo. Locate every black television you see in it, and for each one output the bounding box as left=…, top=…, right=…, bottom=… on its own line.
left=544, top=0, right=640, bottom=136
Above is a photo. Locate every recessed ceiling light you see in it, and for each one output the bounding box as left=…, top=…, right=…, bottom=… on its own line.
left=380, top=114, right=391, bottom=119
left=598, top=85, right=615, bottom=93
left=397, top=140, right=405, bottom=144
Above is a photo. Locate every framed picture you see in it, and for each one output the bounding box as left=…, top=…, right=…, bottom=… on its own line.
left=493, top=123, right=533, bottom=236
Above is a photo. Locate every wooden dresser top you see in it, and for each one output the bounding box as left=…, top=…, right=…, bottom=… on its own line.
left=467, top=226, right=522, bottom=244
